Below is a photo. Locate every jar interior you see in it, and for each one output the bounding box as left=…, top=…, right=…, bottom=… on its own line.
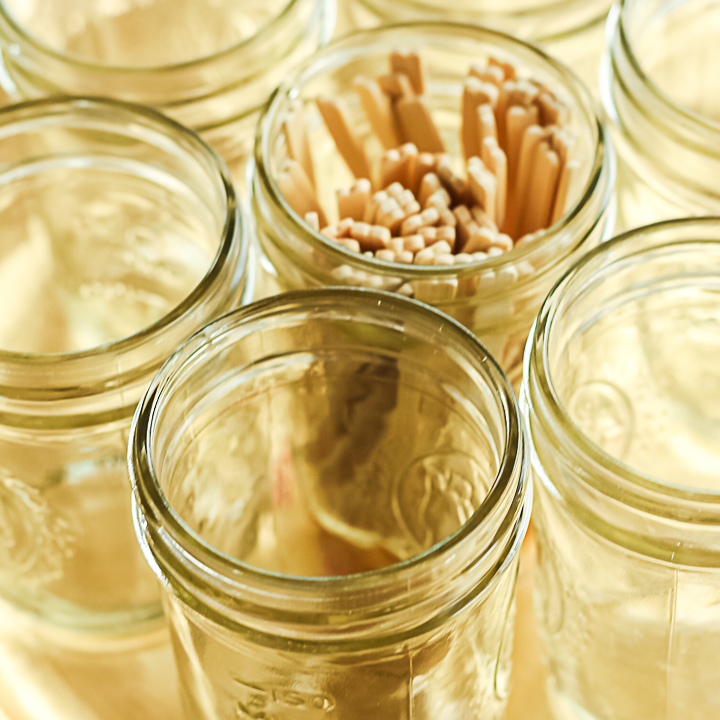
left=548, top=237, right=720, bottom=492
left=0, top=113, right=225, bottom=354
left=2, top=0, right=291, bottom=66
left=627, top=0, right=720, bottom=122
left=152, top=304, right=506, bottom=576
left=268, top=31, right=597, bottom=242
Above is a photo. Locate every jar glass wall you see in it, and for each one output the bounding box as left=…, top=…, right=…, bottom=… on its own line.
left=602, top=0, right=720, bottom=231
left=342, top=0, right=613, bottom=93
left=0, top=97, right=250, bottom=633
left=251, top=22, right=614, bottom=387
left=523, top=217, right=720, bottom=719
left=130, top=288, right=531, bottom=720
left=0, top=0, right=335, bottom=183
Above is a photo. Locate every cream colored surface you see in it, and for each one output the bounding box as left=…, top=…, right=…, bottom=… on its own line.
left=0, top=540, right=550, bottom=720
left=0, top=599, right=183, bottom=720
left=505, top=528, right=553, bottom=720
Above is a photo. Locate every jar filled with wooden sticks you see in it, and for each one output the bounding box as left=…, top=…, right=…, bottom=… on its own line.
left=250, top=22, right=615, bottom=386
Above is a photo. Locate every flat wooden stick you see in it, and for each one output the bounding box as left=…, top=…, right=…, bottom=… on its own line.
left=398, top=142, right=418, bottom=189
left=469, top=63, right=504, bottom=88
left=489, top=56, right=516, bottom=81
left=462, top=77, right=499, bottom=160
left=409, top=152, right=435, bottom=196
left=395, top=95, right=445, bottom=153
left=316, top=96, right=370, bottom=179
left=505, top=106, right=534, bottom=201
left=481, top=136, right=508, bottom=229
left=278, top=160, right=327, bottom=226
left=354, top=76, right=400, bottom=150
left=467, top=157, right=498, bottom=225
left=478, top=103, right=498, bottom=146
left=522, top=142, right=560, bottom=235
left=390, top=50, right=426, bottom=94
left=338, top=178, right=372, bottom=221
left=380, top=148, right=404, bottom=189
left=282, top=100, right=315, bottom=187
left=377, top=73, right=416, bottom=99
left=505, top=124, right=549, bottom=238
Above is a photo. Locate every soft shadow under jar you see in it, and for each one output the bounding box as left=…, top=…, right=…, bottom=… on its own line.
left=0, top=0, right=335, bottom=182
left=130, top=288, right=530, bottom=720
left=523, top=217, right=720, bottom=720
left=0, top=97, right=249, bottom=633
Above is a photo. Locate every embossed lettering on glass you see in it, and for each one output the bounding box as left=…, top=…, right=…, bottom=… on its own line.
left=523, top=217, right=720, bottom=719
left=130, top=288, right=530, bottom=720
left=0, top=97, right=249, bottom=632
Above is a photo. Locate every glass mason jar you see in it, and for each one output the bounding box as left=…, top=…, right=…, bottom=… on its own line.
left=0, top=0, right=336, bottom=184
left=522, top=217, right=720, bottom=720
left=251, top=22, right=615, bottom=387
left=0, top=97, right=250, bottom=633
left=130, top=287, right=531, bottom=720
left=341, top=0, right=613, bottom=93
left=602, top=0, right=720, bottom=232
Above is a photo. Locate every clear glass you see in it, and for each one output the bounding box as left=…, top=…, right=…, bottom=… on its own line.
left=342, top=0, right=613, bottom=93
left=523, top=217, right=720, bottom=720
left=0, top=96, right=250, bottom=634
left=601, top=0, right=720, bottom=231
left=251, top=22, right=615, bottom=387
left=130, top=288, right=531, bottom=720
left=0, top=0, right=336, bottom=183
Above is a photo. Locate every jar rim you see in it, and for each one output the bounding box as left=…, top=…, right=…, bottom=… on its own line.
left=254, top=20, right=610, bottom=283
left=526, top=216, right=720, bottom=513
left=130, top=288, right=528, bottom=613
left=608, top=0, right=720, bottom=138
left=0, top=96, right=245, bottom=375
left=0, top=0, right=305, bottom=74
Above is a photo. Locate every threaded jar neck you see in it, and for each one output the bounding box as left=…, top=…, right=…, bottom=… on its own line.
left=0, top=97, right=248, bottom=423
left=602, top=0, right=720, bottom=208
left=524, top=217, right=720, bottom=566
left=0, top=0, right=335, bottom=161
left=130, top=288, right=530, bottom=649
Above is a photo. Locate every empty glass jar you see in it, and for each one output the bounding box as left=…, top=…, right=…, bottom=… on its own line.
left=523, top=217, right=720, bottom=720
left=602, top=0, right=720, bottom=231
left=0, top=0, right=335, bottom=182
left=130, top=288, right=531, bottom=720
left=0, top=97, right=250, bottom=633
left=251, top=22, right=615, bottom=386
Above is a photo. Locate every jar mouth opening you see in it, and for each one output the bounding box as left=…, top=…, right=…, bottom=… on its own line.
left=0, top=96, right=244, bottom=372
left=0, top=0, right=302, bottom=74
left=613, top=0, right=720, bottom=137
left=132, top=287, right=526, bottom=594
left=255, top=20, right=608, bottom=282
left=529, top=216, right=720, bottom=508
